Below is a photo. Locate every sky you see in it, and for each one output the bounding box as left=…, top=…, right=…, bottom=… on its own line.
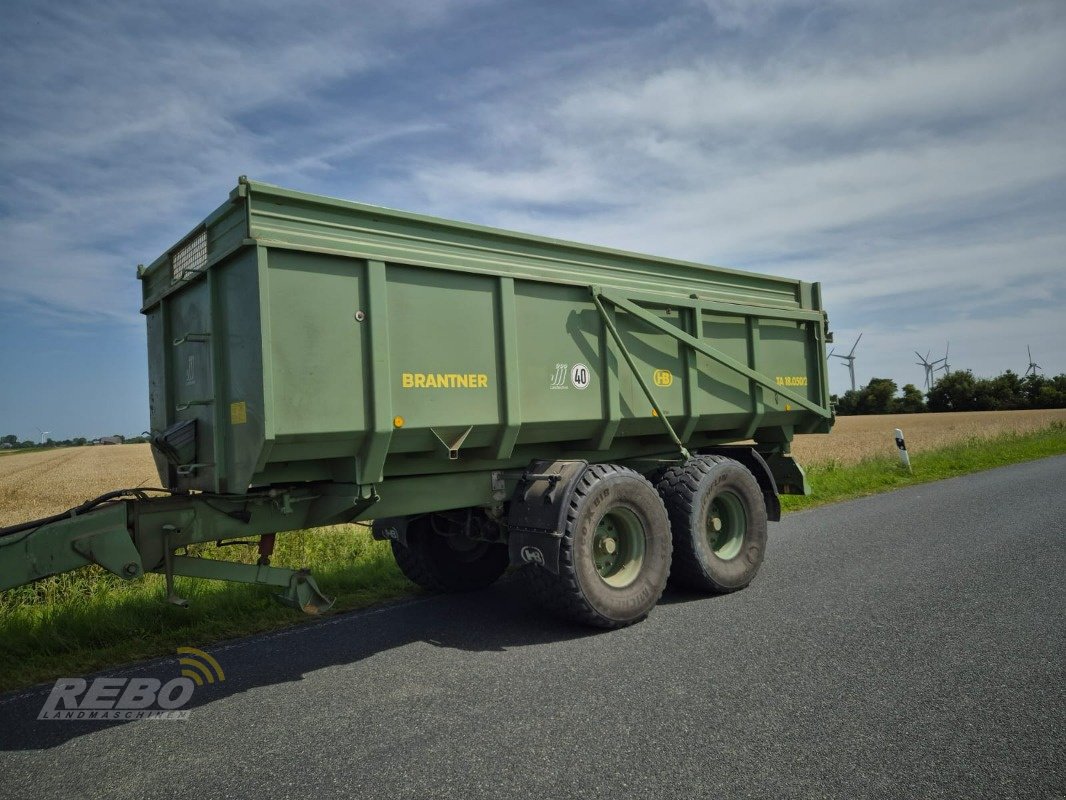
left=1, top=0, right=1063, bottom=441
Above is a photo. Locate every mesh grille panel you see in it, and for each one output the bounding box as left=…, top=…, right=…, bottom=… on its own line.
left=171, top=230, right=208, bottom=281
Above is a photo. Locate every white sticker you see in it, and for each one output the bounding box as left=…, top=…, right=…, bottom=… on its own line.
left=550, top=363, right=568, bottom=389
left=570, top=363, right=591, bottom=390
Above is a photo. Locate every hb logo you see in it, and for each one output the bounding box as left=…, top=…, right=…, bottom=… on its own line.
left=520, top=546, right=545, bottom=566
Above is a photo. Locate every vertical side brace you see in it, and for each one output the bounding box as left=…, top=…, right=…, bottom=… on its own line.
left=254, top=245, right=276, bottom=472
left=680, top=303, right=701, bottom=441
left=590, top=288, right=691, bottom=459
left=494, top=276, right=522, bottom=459
left=742, top=317, right=764, bottom=439
left=159, top=300, right=176, bottom=487
left=811, top=282, right=831, bottom=427
left=361, top=260, right=393, bottom=484
left=595, top=302, right=622, bottom=450
left=206, top=268, right=227, bottom=492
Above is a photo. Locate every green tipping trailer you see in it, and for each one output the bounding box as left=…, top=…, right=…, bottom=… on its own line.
left=0, top=178, right=833, bottom=627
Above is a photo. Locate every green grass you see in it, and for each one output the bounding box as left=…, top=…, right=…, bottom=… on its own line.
left=1, top=422, right=1063, bottom=693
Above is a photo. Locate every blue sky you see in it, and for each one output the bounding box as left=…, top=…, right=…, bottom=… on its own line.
left=1, top=0, right=1064, bottom=440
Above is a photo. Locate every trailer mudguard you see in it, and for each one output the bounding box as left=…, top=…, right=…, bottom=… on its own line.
left=506, top=459, right=589, bottom=574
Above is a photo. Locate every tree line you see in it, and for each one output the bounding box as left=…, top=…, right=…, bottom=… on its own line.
left=0, top=434, right=149, bottom=449
left=832, top=370, right=1066, bottom=415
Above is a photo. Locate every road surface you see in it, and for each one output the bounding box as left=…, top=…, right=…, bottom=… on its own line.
left=1, top=456, right=1064, bottom=799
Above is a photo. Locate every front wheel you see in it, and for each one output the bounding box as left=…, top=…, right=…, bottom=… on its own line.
left=656, top=455, right=768, bottom=592
left=525, top=464, right=672, bottom=629
left=391, top=515, right=509, bottom=592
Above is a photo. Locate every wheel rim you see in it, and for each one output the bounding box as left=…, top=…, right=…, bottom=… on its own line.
left=593, top=508, right=646, bottom=588
left=707, top=491, right=746, bottom=560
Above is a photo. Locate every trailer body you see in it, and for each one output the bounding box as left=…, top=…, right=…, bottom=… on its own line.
left=2, top=178, right=833, bottom=622
left=141, top=178, right=830, bottom=506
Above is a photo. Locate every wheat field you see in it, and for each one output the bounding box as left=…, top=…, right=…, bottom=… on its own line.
left=0, top=444, right=158, bottom=527
left=791, top=408, right=1066, bottom=465
left=1, top=408, right=1064, bottom=527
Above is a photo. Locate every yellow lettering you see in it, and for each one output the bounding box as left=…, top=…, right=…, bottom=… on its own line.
left=400, top=371, right=490, bottom=388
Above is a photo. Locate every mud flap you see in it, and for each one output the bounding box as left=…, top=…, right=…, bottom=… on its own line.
left=505, top=459, right=588, bottom=575
left=508, top=530, right=562, bottom=574
left=371, top=516, right=409, bottom=546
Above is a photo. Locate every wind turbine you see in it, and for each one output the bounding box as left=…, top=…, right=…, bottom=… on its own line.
left=915, top=349, right=945, bottom=389
left=829, top=332, right=862, bottom=391
left=35, top=426, right=51, bottom=445
left=936, top=342, right=951, bottom=377
left=1025, top=345, right=1042, bottom=377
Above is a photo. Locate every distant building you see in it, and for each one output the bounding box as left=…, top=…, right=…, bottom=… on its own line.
left=0, top=443, right=13, bottom=449
left=95, top=436, right=125, bottom=445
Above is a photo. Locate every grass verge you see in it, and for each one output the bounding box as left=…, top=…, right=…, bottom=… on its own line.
left=0, top=528, right=412, bottom=693
left=2, top=423, right=1064, bottom=693
left=780, top=421, right=1066, bottom=513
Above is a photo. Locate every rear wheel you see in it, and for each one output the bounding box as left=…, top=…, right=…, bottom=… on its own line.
left=656, top=455, right=767, bottom=592
left=391, top=515, right=509, bottom=592
left=525, top=464, right=672, bottom=628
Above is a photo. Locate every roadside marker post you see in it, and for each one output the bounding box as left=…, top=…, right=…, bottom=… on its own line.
left=894, top=428, right=912, bottom=472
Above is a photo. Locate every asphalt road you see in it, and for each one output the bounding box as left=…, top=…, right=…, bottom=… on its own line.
left=1, top=457, right=1064, bottom=799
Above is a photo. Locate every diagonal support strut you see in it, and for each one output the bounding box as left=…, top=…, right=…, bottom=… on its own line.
left=593, top=288, right=832, bottom=420
left=590, top=288, right=691, bottom=460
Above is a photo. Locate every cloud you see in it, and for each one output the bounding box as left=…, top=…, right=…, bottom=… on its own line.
left=554, top=26, right=1066, bottom=141
left=393, top=0, right=1066, bottom=387
left=688, top=0, right=842, bottom=31
left=0, top=0, right=481, bottom=323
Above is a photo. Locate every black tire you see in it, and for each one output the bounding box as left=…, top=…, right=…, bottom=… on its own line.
left=525, top=464, right=672, bottom=629
left=391, top=516, right=509, bottom=592
left=656, top=455, right=768, bottom=592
